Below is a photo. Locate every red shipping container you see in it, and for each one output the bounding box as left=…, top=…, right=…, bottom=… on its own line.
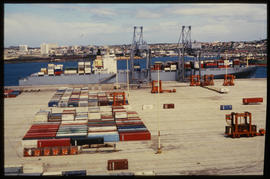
left=8, top=94, right=17, bottom=98
left=101, top=115, right=114, bottom=119
left=243, top=97, right=263, bottom=105
left=43, top=147, right=51, bottom=156
left=112, top=106, right=125, bottom=110
left=107, top=159, right=128, bottom=170
left=119, top=130, right=151, bottom=141
left=37, top=138, right=70, bottom=148
left=54, top=71, right=62, bottom=76
left=163, top=103, right=174, bottom=109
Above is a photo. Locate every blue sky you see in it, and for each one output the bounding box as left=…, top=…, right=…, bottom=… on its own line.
left=4, top=3, right=267, bottom=47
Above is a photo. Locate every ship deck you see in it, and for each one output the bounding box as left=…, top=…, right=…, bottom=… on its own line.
left=4, top=78, right=267, bottom=175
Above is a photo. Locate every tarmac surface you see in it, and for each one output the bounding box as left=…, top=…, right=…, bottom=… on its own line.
left=4, top=78, right=267, bottom=175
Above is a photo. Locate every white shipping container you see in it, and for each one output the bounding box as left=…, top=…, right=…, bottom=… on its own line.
left=88, top=107, right=100, bottom=113
left=127, top=112, right=139, bottom=118
left=85, top=68, right=91, bottom=74
left=21, top=139, right=37, bottom=148
left=123, top=105, right=132, bottom=110
left=34, top=114, right=48, bottom=122
left=75, top=116, right=88, bottom=121
left=88, top=126, right=117, bottom=132
left=100, top=106, right=112, bottom=112
left=42, top=171, right=62, bottom=176
left=100, top=111, right=112, bottom=116
left=38, top=72, right=45, bottom=76
left=164, top=67, right=171, bottom=71
left=61, top=120, right=87, bottom=124
left=87, top=131, right=118, bottom=136
left=115, top=111, right=127, bottom=119
left=88, top=112, right=101, bottom=120
left=64, top=70, right=77, bottom=74
left=78, top=62, right=85, bottom=66
left=56, top=132, right=87, bottom=137
left=62, top=114, right=74, bottom=121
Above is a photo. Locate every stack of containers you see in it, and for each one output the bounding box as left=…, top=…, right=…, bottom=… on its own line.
left=75, top=112, right=88, bottom=124
left=48, top=64, right=55, bottom=76
left=79, top=88, right=88, bottom=107
left=78, top=62, right=85, bottom=75
left=33, top=110, right=51, bottom=124
left=97, top=92, right=108, bottom=106
left=4, top=89, right=22, bottom=98
left=64, top=67, right=77, bottom=75
left=61, top=110, right=76, bottom=124
left=106, top=92, right=114, bottom=105
left=56, top=124, right=88, bottom=139
left=84, top=61, right=91, bottom=74
left=88, top=106, right=119, bottom=142
left=48, top=91, right=63, bottom=107
left=48, top=113, right=62, bottom=122
left=88, top=92, right=98, bottom=107
left=59, top=88, right=72, bottom=107
left=68, top=88, right=80, bottom=107
left=54, top=65, right=63, bottom=76
left=23, top=123, right=60, bottom=140
left=114, top=108, right=151, bottom=141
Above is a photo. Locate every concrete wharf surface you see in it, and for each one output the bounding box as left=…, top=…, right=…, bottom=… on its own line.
left=4, top=78, right=267, bottom=175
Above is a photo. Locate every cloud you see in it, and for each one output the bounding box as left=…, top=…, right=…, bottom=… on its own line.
left=135, top=9, right=162, bottom=19
left=4, top=13, right=124, bottom=46
left=166, top=4, right=266, bottom=21
left=4, top=4, right=267, bottom=46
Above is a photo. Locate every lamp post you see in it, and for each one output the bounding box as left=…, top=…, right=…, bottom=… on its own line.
left=156, top=67, right=162, bottom=154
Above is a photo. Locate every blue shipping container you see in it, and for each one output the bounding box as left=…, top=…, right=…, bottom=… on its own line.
left=220, top=105, right=232, bottom=110
left=62, top=170, right=87, bottom=176
left=48, top=100, right=59, bottom=107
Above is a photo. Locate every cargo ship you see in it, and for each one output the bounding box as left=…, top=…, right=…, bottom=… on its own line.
left=19, top=54, right=257, bottom=86
left=149, top=58, right=257, bottom=80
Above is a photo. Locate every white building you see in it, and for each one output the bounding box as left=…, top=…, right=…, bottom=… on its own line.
left=40, top=43, right=59, bottom=55
left=19, top=45, right=28, bottom=53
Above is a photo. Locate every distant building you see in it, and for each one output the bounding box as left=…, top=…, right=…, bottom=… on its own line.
left=40, top=43, right=58, bottom=55
left=19, top=45, right=28, bottom=53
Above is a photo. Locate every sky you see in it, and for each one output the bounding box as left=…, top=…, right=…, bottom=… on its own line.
left=4, top=3, right=267, bottom=47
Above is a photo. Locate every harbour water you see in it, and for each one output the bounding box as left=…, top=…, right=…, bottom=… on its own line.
left=4, top=57, right=267, bottom=86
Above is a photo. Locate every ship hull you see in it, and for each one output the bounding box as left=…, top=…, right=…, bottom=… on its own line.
left=19, top=66, right=257, bottom=86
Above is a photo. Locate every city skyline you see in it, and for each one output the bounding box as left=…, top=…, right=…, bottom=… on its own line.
left=4, top=3, right=267, bottom=47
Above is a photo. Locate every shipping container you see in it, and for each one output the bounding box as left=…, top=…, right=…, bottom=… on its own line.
left=119, top=130, right=151, bottom=141
left=62, top=170, right=87, bottom=176
left=4, top=165, right=23, bottom=174
left=107, top=159, right=128, bottom=170
left=220, top=105, right=232, bottom=110
left=163, top=104, right=175, bottom=109
left=87, top=131, right=119, bottom=142
left=242, top=97, right=263, bottom=105
left=37, top=138, right=70, bottom=148
left=42, top=171, right=62, bottom=176
left=71, top=137, right=104, bottom=146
